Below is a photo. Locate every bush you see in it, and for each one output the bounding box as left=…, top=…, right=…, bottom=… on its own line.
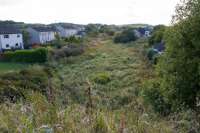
left=147, top=48, right=158, bottom=60
left=156, top=0, right=200, bottom=109
left=52, top=44, right=84, bottom=59
left=148, top=25, right=166, bottom=46
left=114, top=29, right=137, bottom=43
left=93, top=113, right=109, bottom=133
left=142, top=79, right=171, bottom=115
left=106, top=30, right=115, bottom=36
left=1, top=48, right=48, bottom=63
left=65, top=36, right=83, bottom=44
left=0, top=66, right=49, bottom=103
left=93, top=72, right=111, bottom=84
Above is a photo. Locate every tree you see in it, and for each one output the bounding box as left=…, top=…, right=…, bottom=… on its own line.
left=114, top=28, right=137, bottom=43
left=22, top=30, right=30, bottom=49
left=148, top=25, right=166, bottom=46
left=85, top=24, right=101, bottom=36
left=157, top=0, right=200, bottom=109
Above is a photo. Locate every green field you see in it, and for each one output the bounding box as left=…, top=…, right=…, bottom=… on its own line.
left=0, top=62, right=29, bottom=73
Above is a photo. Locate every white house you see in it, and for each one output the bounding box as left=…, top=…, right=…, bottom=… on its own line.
left=26, top=27, right=55, bottom=45
left=55, top=25, right=79, bottom=38
left=144, top=31, right=151, bottom=37
left=0, top=26, right=24, bottom=51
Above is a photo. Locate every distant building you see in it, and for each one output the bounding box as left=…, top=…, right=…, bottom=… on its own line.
left=153, top=41, right=165, bottom=54
left=144, top=30, right=151, bottom=37
left=27, top=27, right=55, bottom=44
left=55, top=25, right=79, bottom=38
left=137, top=26, right=153, bottom=37
left=0, top=26, right=24, bottom=51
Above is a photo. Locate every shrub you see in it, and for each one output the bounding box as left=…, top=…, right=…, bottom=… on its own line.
left=156, top=0, right=200, bottom=109
left=142, top=79, right=171, bottom=115
left=93, top=113, right=109, bottom=133
left=22, top=30, right=30, bottom=49
left=52, top=44, right=84, bottom=59
left=65, top=36, right=83, bottom=44
left=1, top=48, right=48, bottom=63
left=63, top=44, right=84, bottom=56
left=85, top=24, right=100, bottom=36
left=148, top=25, right=166, bottom=46
left=114, top=29, right=137, bottom=43
left=106, top=30, right=115, bottom=36
left=93, top=72, right=111, bottom=84
left=0, top=66, right=49, bottom=103
left=147, top=48, right=158, bottom=60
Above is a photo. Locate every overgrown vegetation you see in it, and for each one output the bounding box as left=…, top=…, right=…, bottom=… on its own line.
left=156, top=0, right=200, bottom=109
left=114, top=28, right=137, bottom=43
left=0, top=34, right=198, bottom=132
left=0, top=48, right=48, bottom=63
left=142, top=0, right=200, bottom=127
left=51, top=43, right=85, bottom=60
left=0, top=65, right=49, bottom=103
left=148, top=25, right=166, bottom=46
left=64, top=36, right=84, bottom=44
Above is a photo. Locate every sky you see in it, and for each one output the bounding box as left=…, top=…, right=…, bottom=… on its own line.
left=0, top=0, right=180, bottom=25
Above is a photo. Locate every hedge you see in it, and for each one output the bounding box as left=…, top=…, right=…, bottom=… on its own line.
left=1, top=48, right=48, bottom=63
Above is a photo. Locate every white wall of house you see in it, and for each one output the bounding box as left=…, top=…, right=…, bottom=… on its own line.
left=39, top=32, right=55, bottom=44
left=0, top=34, right=23, bottom=50
left=56, top=26, right=78, bottom=38
left=56, top=26, right=65, bottom=38
left=27, top=28, right=40, bottom=44
left=64, top=29, right=78, bottom=37
left=27, top=28, right=55, bottom=44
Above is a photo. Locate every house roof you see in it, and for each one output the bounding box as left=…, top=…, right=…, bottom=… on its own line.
left=31, top=26, right=55, bottom=32
left=0, top=26, right=21, bottom=34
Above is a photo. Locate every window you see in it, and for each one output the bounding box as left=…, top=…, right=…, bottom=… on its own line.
left=4, top=35, right=9, bottom=38
left=16, top=43, right=19, bottom=47
left=6, top=44, right=9, bottom=48
left=17, top=34, right=20, bottom=38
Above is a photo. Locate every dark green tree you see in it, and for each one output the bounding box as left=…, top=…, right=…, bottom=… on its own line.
left=114, top=28, right=137, bottom=43
left=148, top=25, right=166, bottom=46
left=22, top=30, right=30, bottom=49
left=157, top=0, right=200, bottom=109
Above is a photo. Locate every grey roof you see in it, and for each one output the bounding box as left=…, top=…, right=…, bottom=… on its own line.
left=32, top=26, right=55, bottom=32
left=0, top=26, right=21, bottom=34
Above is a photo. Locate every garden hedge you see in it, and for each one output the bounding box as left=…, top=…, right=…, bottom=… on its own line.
left=1, top=48, right=48, bottom=63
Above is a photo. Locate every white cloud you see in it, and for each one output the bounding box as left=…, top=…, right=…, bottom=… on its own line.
left=0, top=0, right=180, bottom=25
left=0, top=0, right=24, bottom=6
